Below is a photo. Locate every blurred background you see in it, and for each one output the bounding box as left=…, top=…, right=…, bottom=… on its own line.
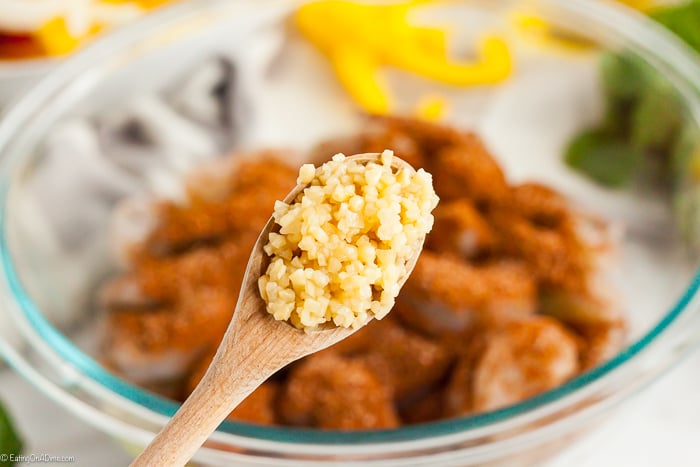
left=1, top=0, right=700, bottom=466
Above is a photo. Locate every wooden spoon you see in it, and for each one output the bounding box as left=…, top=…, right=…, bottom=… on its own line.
left=130, top=153, right=424, bottom=466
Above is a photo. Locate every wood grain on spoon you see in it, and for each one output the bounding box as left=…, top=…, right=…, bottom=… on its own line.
left=130, top=153, right=429, bottom=467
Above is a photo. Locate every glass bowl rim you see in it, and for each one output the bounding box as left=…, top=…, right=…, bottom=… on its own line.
left=0, top=58, right=56, bottom=76
left=1, top=0, right=700, bottom=448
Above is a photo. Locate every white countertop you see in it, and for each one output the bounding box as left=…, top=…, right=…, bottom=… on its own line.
left=1, top=349, right=699, bottom=466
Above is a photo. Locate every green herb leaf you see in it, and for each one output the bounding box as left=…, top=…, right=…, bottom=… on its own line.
left=630, top=80, right=682, bottom=152
left=651, top=0, right=700, bottom=52
left=600, top=52, right=652, bottom=102
left=565, top=129, right=643, bottom=187
left=671, top=123, right=700, bottom=184
left=0, top=400, right=22, bottom=467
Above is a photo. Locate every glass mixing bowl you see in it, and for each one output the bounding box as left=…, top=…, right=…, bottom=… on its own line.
left=2, top=0, right=700, bottom=465
left=0, top=57, right=56, bottom=107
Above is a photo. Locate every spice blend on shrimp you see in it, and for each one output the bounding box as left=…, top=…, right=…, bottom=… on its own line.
left=100, top=117, right=625, bottom=429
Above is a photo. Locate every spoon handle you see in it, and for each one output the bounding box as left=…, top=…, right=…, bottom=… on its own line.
left=129, top=370, right=256, bottom=467
left=130, top=309, right=284, bottom=467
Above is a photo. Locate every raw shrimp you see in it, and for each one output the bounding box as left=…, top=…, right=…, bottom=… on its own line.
left=426, top=198, right=495, bottom=259
left=445, top=316, right=580, bottom=415
left=278, top=353, right=399, bottom=429
left=397, top=251, right=537, bottom=337
left=98, top=117, right=625, bottom=430
left=335, top=318, right=453, bottom=400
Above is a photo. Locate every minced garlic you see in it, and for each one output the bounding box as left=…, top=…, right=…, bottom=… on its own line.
left=258, top=150, right=439, bottom=330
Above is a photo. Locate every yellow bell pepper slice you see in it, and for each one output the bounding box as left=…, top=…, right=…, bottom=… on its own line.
left=511, top=13, right=594, bottom=53
left=512, top=0, right=658, bottom=53
left=618, top=0, right=655, bottom=10
left=332, top=48, right=390, bottom=115
left=101, top=0, right=171, bottom=9
left=392, top=35, right=512, bottom=86
left=33, top=18, right=83, bottom=56
left=416, top=95, right=448, bottom=122
left=296, top=0, right=513, bottom=116
left=32, top=1, right=172, bottom=57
